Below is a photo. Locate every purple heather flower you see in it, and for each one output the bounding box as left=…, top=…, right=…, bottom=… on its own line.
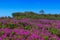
left=0, top=37, right=2, bottom=40
left=2, top=34, right=7, bottom=38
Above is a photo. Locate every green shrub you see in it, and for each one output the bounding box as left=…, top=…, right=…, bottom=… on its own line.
left=48, top=28, right=58, bottom=34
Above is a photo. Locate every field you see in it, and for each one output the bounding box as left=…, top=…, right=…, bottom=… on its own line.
left=0, top=18, right=60, bottom=40
left=0, top=12, right=60, bottom=40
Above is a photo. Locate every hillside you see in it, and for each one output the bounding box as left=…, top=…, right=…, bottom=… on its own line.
left=0, top=12, right=60, bottom=40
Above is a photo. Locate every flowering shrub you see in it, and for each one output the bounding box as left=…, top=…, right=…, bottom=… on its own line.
left=0, top=18, right=60, bottom=40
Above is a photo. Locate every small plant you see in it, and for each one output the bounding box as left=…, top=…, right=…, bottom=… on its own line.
left=24, top=25, right=32, bottom=30
left=44, top=36, right=48, bottom=40
left=49, top=28, right=58, bottom=34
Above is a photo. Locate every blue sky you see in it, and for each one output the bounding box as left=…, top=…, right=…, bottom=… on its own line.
left=0, top=0, right=60, bottom=17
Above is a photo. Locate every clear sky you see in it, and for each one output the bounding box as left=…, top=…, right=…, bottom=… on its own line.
left=0, top=0, right=60, bottom=17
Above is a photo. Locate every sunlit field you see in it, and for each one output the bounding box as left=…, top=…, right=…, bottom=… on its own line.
left=0, top=12, right=60, bottom=40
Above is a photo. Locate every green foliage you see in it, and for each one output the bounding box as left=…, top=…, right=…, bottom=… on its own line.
left=3, top=38, right=8, bottom=40
left=7, top=23, right=17, bottom=29
left=51, top=38, right=55, bottom=40
left=24, top=25, right=32, bottom=30
left=0, top=31, right=4, bottom=36
left=11, top=32, right=15, bottom=35
left=44, top=36, right=48, bottom=40
left=56, top=31, right=60, bottom=37
left=56, top=33, right=60, bottom=37
left=49, top=28, right=58, bottom=34
left=11, top=11, right=60, bottom=20
left=16, top=35, right=20, bottom=38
